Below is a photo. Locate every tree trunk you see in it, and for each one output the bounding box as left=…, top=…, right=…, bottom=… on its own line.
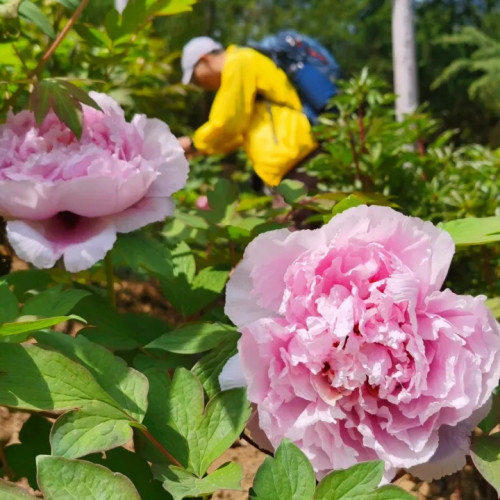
left=392, top=0, right=418, bottom=120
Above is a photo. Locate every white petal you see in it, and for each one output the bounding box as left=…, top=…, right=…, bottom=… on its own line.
left=7, top=220, right=61, bottom=269
left=219, top=354, right=247, bottom=391
left=63, top=223, right=117, bottom=272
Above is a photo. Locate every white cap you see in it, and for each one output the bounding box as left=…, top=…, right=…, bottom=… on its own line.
left=181, top=36, right=223, bottom=85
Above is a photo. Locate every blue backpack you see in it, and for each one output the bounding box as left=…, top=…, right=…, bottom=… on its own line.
left=249, top=30, right=341, bottom=122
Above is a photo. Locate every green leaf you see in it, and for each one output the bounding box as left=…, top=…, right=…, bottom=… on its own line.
left=187, top=266, right=230, bottom=316
left=314, top=460, right=384, bottom=500
left=366, top=485, right=415, bottom=499
left=171, top=241, right=196, bottom=283
left=22, top=286, right=90, bottom=316
left=18, top=0, right=55, bottom=38
left=160, top=462, right=243, bottom=500
left=35, top=332, right=148, bottom=421
left=277, top=179, right=308, bottom=204
left=486, top=297, right=500, bottom=319
left=30, top=79, right=52, bottom=125
left=441, top=216, right=500, bottom=246
left=0, top=281, right=19, bottom=323
left=5, top=269, right=51, bottom=301
left=0, top=344, right=118, bottom=411
left=57, top=80, right=101, bottom=110
left=146, top=322, right=238, bottom=354
left=5, top=415, right=52, bottom=490
left=51, top=84, right=83, bottom=138
left=250, top=439, right=316, bottom=500
left=167, top=369, right=251, bottom=476
left=0, top=479, right=37, bottom=499
left=155, top=0, right=197, bottom=16
left=191, top=339, right=238, bottom=398
left=205, top=178, right=239, bottom=225
left=75, top=294, right=149, bottom=350
left=29, top=79, right=86, bottom=137
left=87, top=447, right=168, bottom=500
left=50, top=402, right=133, bottom=459
left=331, top=194, right=366, bottom=216
left=0, top=315, right=83, bottom=337
left=142, top=369, right=189, bottom=467
left=113, top=232, right=173, bottom=276
left=36, top=455, right=141, bottom=499
left=53, top=0, right=79, bottom=10
left=470, top=434, right=500, bottom=495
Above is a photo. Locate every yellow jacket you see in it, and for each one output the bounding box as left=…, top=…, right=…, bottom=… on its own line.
left=192, top=45, right=318, bottom=187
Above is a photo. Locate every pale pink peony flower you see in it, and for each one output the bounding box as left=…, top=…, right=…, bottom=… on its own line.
left=0, top=92, right=189, bottom=272
left=220, top=205, right=500, bottom=480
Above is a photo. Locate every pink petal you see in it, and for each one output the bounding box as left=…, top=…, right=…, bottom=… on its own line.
left=112, top=196, right=175, bottom=233
left=0, top=170, right=157, bottom=220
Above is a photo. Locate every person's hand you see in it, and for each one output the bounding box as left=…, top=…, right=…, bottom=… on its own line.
left=178, top=136, right=192, bottom=153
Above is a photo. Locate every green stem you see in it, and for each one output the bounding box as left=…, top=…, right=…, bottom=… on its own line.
left=104, top=251, right=116, bottom=308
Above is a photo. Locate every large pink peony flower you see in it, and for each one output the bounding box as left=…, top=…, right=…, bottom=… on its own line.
left=0, top=92, right=188, bottom=272
left=221, top=205, right=500, bottom=480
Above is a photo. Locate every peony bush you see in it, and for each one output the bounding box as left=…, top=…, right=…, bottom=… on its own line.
left=221, top=205, right=500, bottom=481
left=0, top=92, right=188, bottom=272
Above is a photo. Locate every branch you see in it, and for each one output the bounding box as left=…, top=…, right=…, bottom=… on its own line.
left=0, top=0, right=90, bottom=115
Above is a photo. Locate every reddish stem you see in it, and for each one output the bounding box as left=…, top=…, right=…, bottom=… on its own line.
left=140, top=426, right=182, bottom=467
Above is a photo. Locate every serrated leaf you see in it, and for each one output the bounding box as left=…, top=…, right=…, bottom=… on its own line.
left=277, top=179, right=308, bottom=204
left=313, top=460, right=384, bottom=500
left=191, top=339, right=238, bottom=398
left=0, top=344, right=118, bottom=411
left=160, top=462, right=243, bottom=500
left=35, top=332, right=148, bottom=421
left=0, top=315, right=83, bottom=337
left=250, top=439, right=316, bottom=500
left=51, top=402, right=133, bottom=458
left=36, top=455, right=141, bottom=500
left=0, top=479, right=37, bottom=499
left=146, top=322, right=238, bottom=354
left=470, top=434, right=500, bottom=495
left=22, top=286, right=90, bottom=317
left=18, top=0, right=55, bottom=38
left=441, top=216, right=500, bottom=246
